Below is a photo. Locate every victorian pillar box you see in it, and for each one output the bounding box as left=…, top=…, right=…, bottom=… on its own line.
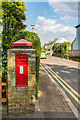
left=7, top=39, right=36, bottom=115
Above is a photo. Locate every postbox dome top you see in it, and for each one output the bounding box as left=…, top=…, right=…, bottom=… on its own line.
left=12, top=39, right=32, bottom=47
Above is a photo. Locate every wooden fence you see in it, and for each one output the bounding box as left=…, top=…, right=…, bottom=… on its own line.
left=0, top=78, right=8, bottom=104
left=69, top=50, right=80, bottom=57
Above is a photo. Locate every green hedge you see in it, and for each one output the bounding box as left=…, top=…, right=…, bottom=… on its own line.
left=52, top=42, right=71, bottom=59
left=12, top=30, right=41, bottom=99
left=2, top=30, right=41, bottom=100
left=2, top=1, right=41, bottom=101
left=24, top=31, right=41, bottom=99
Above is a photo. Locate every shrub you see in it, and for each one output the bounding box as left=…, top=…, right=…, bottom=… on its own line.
left=52, top=42, right=71, bottom=59
left=13, top=30, right=41, bottom=99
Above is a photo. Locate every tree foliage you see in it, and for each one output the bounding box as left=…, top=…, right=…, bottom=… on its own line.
left=14, top=30, right=41, bottom=57
left=0, top=1, right=2, bottom=25
left=41, top=46, right=45, bottom=51
left=2, top=2, right=26, bottom=81
left=52, top=42, right=71, bottom=59
left=12, top=30, right=41, bottom=99
left=2, top=2, right=26, bottom=52
left=2, top=1, right=41, bottom=99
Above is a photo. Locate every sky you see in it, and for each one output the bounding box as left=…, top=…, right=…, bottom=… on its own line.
left=24, top=1, right=78, bottom=45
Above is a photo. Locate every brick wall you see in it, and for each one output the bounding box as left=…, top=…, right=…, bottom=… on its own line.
left=7, top=49, right=36, bottom=115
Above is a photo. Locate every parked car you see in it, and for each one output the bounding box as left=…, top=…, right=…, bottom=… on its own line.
left=41, top=50, right=47, bottom=59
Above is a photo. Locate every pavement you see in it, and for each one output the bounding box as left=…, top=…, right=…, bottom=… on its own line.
left=2, top=66, right=78, bottom=120
left=37, top=66, right=77, bottom=119
left=38, top=66, right=72, bottom=112
left=40, top=55, right=79, bottom=114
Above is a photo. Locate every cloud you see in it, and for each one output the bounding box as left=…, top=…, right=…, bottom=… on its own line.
left=60, top=16, right=73, bottom=20
left=37, top=16, right=56, bottom=26
left=48, top=0, right=79, bottom=3
left=35, top=16, right=76, bottom=45
left=23, top=0, right=79, bottom=2
left=48, top=1, right=78, bottom=20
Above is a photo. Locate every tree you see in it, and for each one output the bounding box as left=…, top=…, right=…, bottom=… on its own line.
left=13, top=30, right=41, bottom=57
left=2, top=2, right=26, bottom=52
left=2, top=1, right=41, bottom=99
left=52, top=42, right=70, bottom=59
left=41, top=46, right=45, bottom=50
left=0, top=1, right=2, bottom=25
left=2, top=1, right=27, bottom=81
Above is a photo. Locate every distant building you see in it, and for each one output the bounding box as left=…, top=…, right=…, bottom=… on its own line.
left=72, top=24, right=80, bottom=50
left=44, top=37, right=69, bottom=51
left=47, top=41, right=54, bottom=51
left=44, top=43, right=48, bottom=50
left=69, top=24, right=80, bottom=57
left=55, top=37, right=68, bottom=43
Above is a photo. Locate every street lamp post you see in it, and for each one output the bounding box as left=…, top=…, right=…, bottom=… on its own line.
left=31, top=25, right=35, bottom=32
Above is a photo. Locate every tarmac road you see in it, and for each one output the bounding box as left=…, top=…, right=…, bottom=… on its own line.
left=41, top=55, right=80, bottom=113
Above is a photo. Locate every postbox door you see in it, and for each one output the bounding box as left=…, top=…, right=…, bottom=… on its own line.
left=15, top=54, right=28, bottom=87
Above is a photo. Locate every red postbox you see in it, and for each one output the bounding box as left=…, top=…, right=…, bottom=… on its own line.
left=7, top=39, right=36, bottom=115
left=12, top=39, right=32, bottom=87
left=15, top=54, right=28, bottom=87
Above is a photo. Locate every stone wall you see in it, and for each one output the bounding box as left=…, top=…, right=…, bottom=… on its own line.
left=7, top=49, right=36, bottom=115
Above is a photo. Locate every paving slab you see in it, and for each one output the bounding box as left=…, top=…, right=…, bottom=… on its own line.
left=2, top=66, right=78, bottom=119
left=38, top=66, right=77, bottom=119
left=38, top=66, right=72, bottom=112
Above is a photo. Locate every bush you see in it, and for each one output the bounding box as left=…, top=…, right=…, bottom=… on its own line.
left=2, top=2, right=41, bottom=100
left=13, top=30, right=41, bottom=99
left=2, top=29, right=41, bottom=99
left=26, top=31, right=41, bottom=99
left=52, top=42, right=71, bottom=59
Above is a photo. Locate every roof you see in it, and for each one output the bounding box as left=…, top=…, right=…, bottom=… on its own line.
left=54, top=38, right=58, bottom=43
left=55, top=37, right=68, bottom=43
left=44, top=37, right=68, bottom=46
left=75, top=24, right=80, bottom=28
left=45, top=43, right=48, bottom=45
left=72, top=38, right=76, bottom=44
left=45, top=40, right=55, bottom=46
left=12, top=39, right=32, bottom=47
